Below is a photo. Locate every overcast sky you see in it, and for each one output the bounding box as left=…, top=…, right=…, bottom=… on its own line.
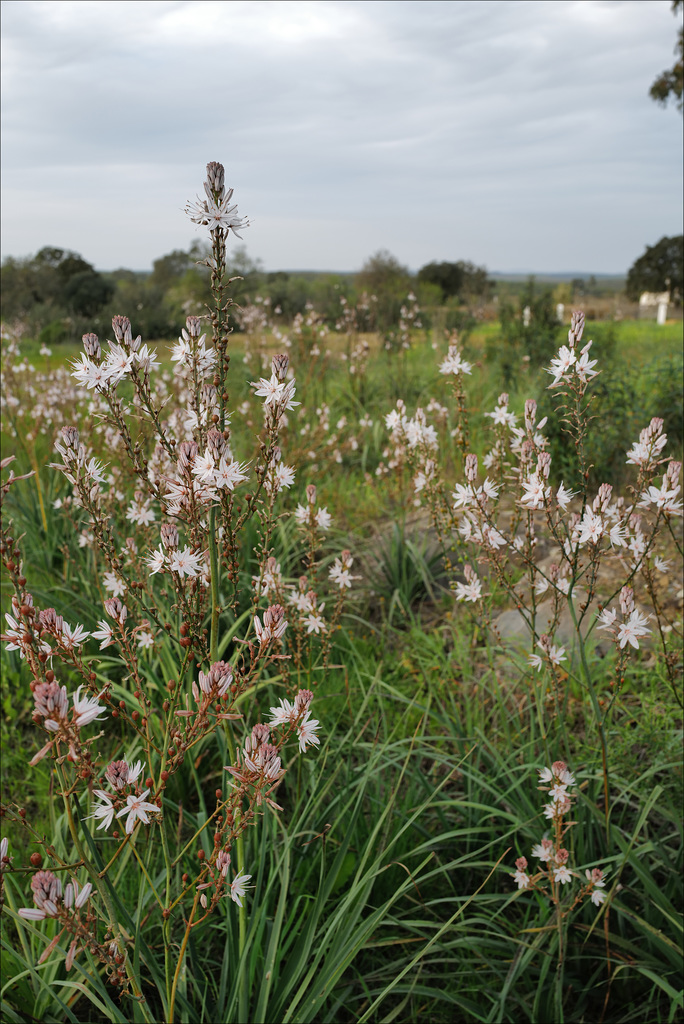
left=1, top=0, right=682, bottom=274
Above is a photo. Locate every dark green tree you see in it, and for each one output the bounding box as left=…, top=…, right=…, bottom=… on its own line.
left=625, top=236, right=683, bottom=302
left=417, top=260, right=489, bottom=303
left=650, top=0, right=683, bottom=112
left=63, top=271, right=114, bottom=317
left=356, top=250, right=411, bottom=330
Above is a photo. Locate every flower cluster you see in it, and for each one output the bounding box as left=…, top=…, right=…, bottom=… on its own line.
left=511, top=762, right=607, bottom=909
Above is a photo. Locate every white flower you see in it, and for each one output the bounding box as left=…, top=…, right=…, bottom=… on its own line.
left=70, top=354, right=110, bottom=390
left=480, top=477, right=499, bottom=500
left=169, top=546, right=204, bottom=578
left=72, top=686, right=107, bottom=727
left=84, top=790, right=115, bottom=831
left=554, top=865, right=572, bottom=884
left=127, top=760, right=145, bottom=784
left=135, top=344, right=160, bottom=374
left=556, top=482, right=575, bottom=510
left=268, top=698, right=296, bottom=726
left=548, top=644, right=566, bottom=667
left=60, top=621, right=90, bottom=649
left=315, top=508, right=332, bottom=530
left=250, top=374, right=285, bottom=406
left=137, top=631, right=154, bottom=649
left=617, top=610, right=651, bottom=650
left=528, top=654, right=543, bottom=672
left=297, top=710, right=320, bottom=752
left=591, top=887, right=607, bottom=906
left=186, top=191, right=249, bottom=237
left=575, top=351, right=598, bottom=382
left=214, top=457, right=249, bottom=491
left=104, top=344, right=135, bottom=385
left=596, top=607, right=617, bottom=631
left=520, top=474, right=548, bottom=510
left=305, top=613, right=326, bottom=634
left=91, top=620, right=116, bottom=649
left=452, top=484, right=475, bottom=509
left=654, top=556, right=671, bottom=573
left=481, top=525, right=506, bottom=550
left=454, top=577, right=482, bottom=602
left=192, top=452, right=216, bottom=484
left=103, top=572, right=125, bottom=598
left=115, top=789, right=159, bottom=834
left=230, top=869, right=253, bottom=907
left=546, top=345, right=576, bottom=386
left=126, top=501, right=156, bottom=526
left=578, top=509, right=604, bottom=546
left=513, top=869, right=530, bottom=889
left=146, top=547, right=167, bottom=575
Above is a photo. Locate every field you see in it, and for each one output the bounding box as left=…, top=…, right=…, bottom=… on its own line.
left=1, top=204, right=682, bottom=1023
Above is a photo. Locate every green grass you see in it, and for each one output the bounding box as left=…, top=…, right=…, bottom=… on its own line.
left=1, top=314, right=682, bottom=1023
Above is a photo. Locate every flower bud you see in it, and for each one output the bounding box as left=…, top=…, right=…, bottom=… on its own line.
left=82, top=333, right=101, bottom=360
left=272, top=353, right=289, bottom=381
left=111, top=316, right=132, bottom=346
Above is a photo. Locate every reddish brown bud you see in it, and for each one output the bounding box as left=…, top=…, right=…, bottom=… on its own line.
left=18, top=808, right=26, bottom=818
left=30, top=852, right=43, bottom=867
left=45, top=670, right=55, bottom=683
left=198, top=850, right=205, bottom=860
left=161, top=771, right=169, bottom=782
left=18, top=576, right=27, bottom=586
left=146, top=777, right=154, bottom=789
left=180, top=623, right=189, bottom=637
left=180, top=637, right=192, bottom=648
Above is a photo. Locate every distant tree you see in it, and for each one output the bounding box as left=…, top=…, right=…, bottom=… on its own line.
left=356, top=250, right=411, bottom=330
left=1, top=247, right=113, bottom=330
left=150, top=248, right=197, bottom=290
left=625, top=235, right=683, bottom=303
left=417, top=260, right=489, bottom=303
left=650, top=0, right=683, bottom=112
left=63, top=270, right=114, bottom=317
left=417, top=261, right=464, bottom=298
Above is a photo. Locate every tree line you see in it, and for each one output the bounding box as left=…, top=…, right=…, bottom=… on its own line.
left=0, top=236, right=681, bottom=344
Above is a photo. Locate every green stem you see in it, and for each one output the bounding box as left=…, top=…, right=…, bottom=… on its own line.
left=209, top=505, right=220, bottom=663
left=159, top=814, right=174, bottom=1010
left=168, top=891, right=199, bottom=1024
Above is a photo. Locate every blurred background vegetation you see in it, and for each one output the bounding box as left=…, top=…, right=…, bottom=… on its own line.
left=2, top=234, right=681, bottom=347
